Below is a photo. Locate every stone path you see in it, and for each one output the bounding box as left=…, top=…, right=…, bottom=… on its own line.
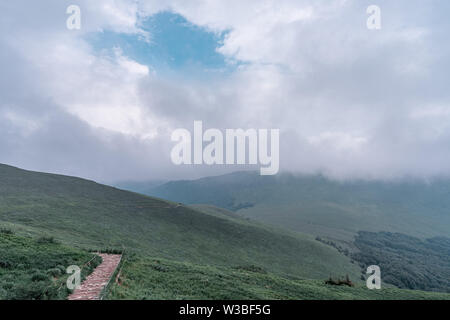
left=68, top=253, right=122, bottom=300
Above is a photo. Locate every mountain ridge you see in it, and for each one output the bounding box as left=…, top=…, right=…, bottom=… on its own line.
left=141, top=171, right=450, bottom=241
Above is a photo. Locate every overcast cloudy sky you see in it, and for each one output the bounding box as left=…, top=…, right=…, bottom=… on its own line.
left=0, top=0, right=449, bottom=182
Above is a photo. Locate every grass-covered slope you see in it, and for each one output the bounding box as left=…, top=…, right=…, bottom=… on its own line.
left=0, top=164, right=359, bottom=281
left=146, top=171, right=450, bottom=241
left=107, top=255, right=450, bottom=300
left=0, top=231, right=100, bottom=300
left=2, top=164, right=450, bottom=300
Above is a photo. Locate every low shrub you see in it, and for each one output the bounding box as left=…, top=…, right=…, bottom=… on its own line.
left=36, top=236, right=58, bottom=244
left=47, top=268, right=62, bottom=277
left=31, top=272, right=49, bottom=282
left=0, top=228, right=14, bottom=235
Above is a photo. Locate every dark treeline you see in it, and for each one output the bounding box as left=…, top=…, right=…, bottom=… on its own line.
left=352, top=231, right=450, bottom=293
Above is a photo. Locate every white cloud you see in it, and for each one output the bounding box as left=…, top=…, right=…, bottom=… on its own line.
left=307, top=132, right=368, bottom=152
left=0, top=0, right=450, bottom=182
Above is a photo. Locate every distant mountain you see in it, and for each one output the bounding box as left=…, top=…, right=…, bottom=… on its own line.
left=144, top=171, right=450, bottom=242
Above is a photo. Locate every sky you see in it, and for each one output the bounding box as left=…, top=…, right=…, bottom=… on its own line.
left=0, top=0, right=450, bottom=183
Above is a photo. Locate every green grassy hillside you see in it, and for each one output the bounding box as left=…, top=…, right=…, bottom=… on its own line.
left=0, top=230, right=100, bottom=300
left=107, top=254, right=450, bottom=300
left=146, top=171, right=450, bottom=242
left=3, top=164, right=449, bottom=299
left=0, top=164, right=360, bottom=284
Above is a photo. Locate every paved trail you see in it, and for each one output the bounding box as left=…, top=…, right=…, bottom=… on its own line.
left=68, top=253, right=122, bottom=300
